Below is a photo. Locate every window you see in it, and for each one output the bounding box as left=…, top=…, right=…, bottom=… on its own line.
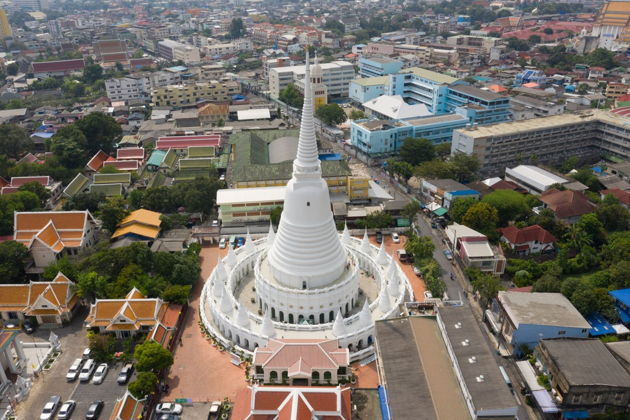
left=572, top=394, right=581, bottom=404
left=558, top=330, right=566, bottom=335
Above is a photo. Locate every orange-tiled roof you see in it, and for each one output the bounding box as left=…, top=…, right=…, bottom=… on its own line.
left=0, top=273, right=76, bottom=315
left=111, top=391, right=145, bottom=420
left=118, top=209, right=162, bottom=228
left=86, top=289, right=165, bottom=332
left=111, top=224, right=159, bottom=240
left=254, top=339, right=349, bottom=371
left=14, top=211, right=96, bottom=252
left=86, top=150, right=110, bottom=171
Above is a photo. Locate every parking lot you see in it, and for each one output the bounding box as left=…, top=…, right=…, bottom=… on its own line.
left=14, top=312, right=130, bottom=420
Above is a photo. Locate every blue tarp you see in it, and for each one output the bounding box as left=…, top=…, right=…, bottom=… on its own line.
left=377, top=385, right=391, bottom=420
left=318, top=153, right=342, bottom=161
left=586, top=313, right=615, bottom=336
left=609, top=289, right=630, bottom=306
left=31, top=132, right=54, bottom=138
left=618, top=308, right=630, bottom=324
left=449, top=189, right=479, bottom=196
left=592, top=166, right=603, bottom=174
left=563, top=410, right=590, bottom=419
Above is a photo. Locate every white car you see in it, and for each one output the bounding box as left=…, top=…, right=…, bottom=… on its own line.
left=212, top=219, right=220, bottom=227
left=391, top=232, right=400, bottom=243
left=66, top=358, right=83, bottom=381
left=156, top=402, right=183, bottom=415
left=219, top=237, right=227, bottom=249
left=79, top=359, right=96, bottom=382
left=39, top=396, right=60, bottom=420
left=92, top=363, right=109, bottom=384
left=57, top=400, right=76, bottom=420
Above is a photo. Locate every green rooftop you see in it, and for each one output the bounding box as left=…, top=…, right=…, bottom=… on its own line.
left=188, top=146, right=215, bottom=158
left=162, top=149, right=177, bottom=169
left=89, top=183, right=123, bottom=196
left=93, top=173, right=131, bottom=185
left=400, top=67, right=458, bottom=84
left=229, top=130, right=351, bottom=183
left=179, top=158, right=215, bottom=169
left=63, top=173, right=89, bottom=197
left=174, top=168, right=213, bottom=182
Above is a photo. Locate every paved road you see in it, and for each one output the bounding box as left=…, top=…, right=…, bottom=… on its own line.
left=14, top=310, right=129, bottom=420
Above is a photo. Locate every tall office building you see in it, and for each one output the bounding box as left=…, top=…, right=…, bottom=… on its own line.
left=0, top=9, right=12, bottom=38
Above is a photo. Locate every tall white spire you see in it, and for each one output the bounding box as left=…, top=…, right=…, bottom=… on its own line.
left=361, top=229, right=371, bottom=253
left=266, top=48, right=347, bottom=289
left=341, top=222, right=350, bottom=245
left=237, top=304, right=250, bottom=328
left=376, top=242, right=389, bottom=265
left=261, top=310, right=275, bottom=338
left=360, top=299, right=372, bottom=328
left=332, top=310, right=347, bottom=337
left=226, top=245, right=237, bottom=267
left=243, top=228, right=255, bottom=255
left=379, top=285, right=391, bottom=314
left=293, top=50, right=320, bottom=174
left=215, top=257, right=227, bottom=283
left=267, top=222, right=275, bottom=247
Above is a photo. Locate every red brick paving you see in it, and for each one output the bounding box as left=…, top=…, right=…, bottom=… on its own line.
left=165, top=246, right=248, bottom=403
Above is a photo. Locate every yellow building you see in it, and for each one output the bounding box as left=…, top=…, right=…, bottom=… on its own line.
left=592, top=0, right=630, bottom=50
left=151, top=81, right=240, bottom=107
left=0, top=9, right=12, bottom=38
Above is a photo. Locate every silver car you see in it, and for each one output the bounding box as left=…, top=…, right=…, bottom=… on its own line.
left=92, top=363, right=109, bottom=384
left=39, top=395, right=60, bottom=420
left=57, top=400, right=76, bottom=420
left=65, top=358, right=83, bottom=382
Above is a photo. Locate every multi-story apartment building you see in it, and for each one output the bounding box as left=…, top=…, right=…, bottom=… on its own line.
left=606, top=82, right=630, bottom=100
left=446, top=35, right=502, bottom=53
left=105, top=76, right=151, bottom=103
left=510, top=95, right=565, bottom=120
left=445, top=84, right=510, bottom=125
left=358, top=56, right=403, bottom=78
left=197, top=64, right=226, bottom=81
left=157, top=39, right=201, bottom=63
left=151, top=81, right=240, bottom=107
left=205, top=38, right=252, bottom=56
left=269, top=61, right=355, bottom=98
left=451, top=109, right=630, bottom=176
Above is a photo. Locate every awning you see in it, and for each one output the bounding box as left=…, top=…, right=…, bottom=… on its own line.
left=433, top=207, right=447, bottom=217
left=563, top=410, right=590, bottom=419
left=586, top=313, right=615, bottom=337
left=531, top=390, right=559, bottom=413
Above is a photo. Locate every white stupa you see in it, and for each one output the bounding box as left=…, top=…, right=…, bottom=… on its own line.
left=201, top=52, right=413, bottom=359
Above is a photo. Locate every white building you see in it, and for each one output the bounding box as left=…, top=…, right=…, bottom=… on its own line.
left=157, top=39, right=201, bottom=63
left=504, top=165, right=567, bottom=195
left=205, top=38, right=253, bottom=56
left=202, top=54, right=412, bottom=361
left=269, top=60, right=355, bottom=98
left=105, top=76, right=151, bottom=103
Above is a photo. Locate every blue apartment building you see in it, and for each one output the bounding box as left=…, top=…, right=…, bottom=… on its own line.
left=358, top=56, right=403, bottom=78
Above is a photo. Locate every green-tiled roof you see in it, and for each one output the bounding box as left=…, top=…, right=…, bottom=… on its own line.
left=63, top=173, right=90, bottom=197
left=89, top=183, right=123, bottom=196
left=179, top=158, right=214, bottom=169
left=187, top=146, right=215, bottom=158
left=174, top=168, right=212, bottom=182
left=229, top=129, right=350, bottom=183
left=93, top=173, right=131, bottom=185
left=215, top=154, right=228, bottom=169
left=162, top=149, right=177, bottom=169
left=147, top=150, right=167, bottom=167
left=148, top=172, right=167, bottom=188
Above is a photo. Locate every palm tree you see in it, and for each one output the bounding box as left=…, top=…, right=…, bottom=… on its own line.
left=564, top=224, right=592, bottom=251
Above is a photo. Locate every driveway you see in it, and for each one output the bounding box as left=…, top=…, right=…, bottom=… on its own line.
left=14, top=308, right=129, bottom=420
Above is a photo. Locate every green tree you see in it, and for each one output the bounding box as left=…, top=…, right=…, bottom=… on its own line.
left=570, top=168, right=601, bottom=192
left=82, top=63, right=103, bottom=84
left=323, top=20, right=345, bottom=36
left=63, top=191, right=105, bottom=212
left=349, top=110, right=366, bottom=120
left=270, top=206, right=282, bottom=225
left=99, top=196, right=129, bottom=233
left=564, top=223, right=592, bottom=251
left=76, top=271, right=109, bottom=302
left=425, top=273, right=446, bottom=298
left=42, top=256, right=78, bottom=281
left=0, top=124, right=32, bottom=159
left=161, top=284, right=192, bottom=305
left=469, top=269, right=502, bottom=308
left=584, top=48, right=617, bottom=69
left=228, top=18, right=246, bottom=39
left=128, top=371, right=158, bottom=399
left=575, top=213, right=606, bottom=247
left=414, top=160, right=455, bottom=179
left=402, top=200, right=421, bottom=220
left=405, top=234, right=435, bottom=261
left=507, top=37, right=530, bottom=51
left=449, top=197, right=477, bottom=224
left=450, top=153, right=479, bottom=183
left=388, top=160, right=413, bottom=180
left=462, top=202, right=499, bottom=237
left=315, top=103, right=347, bottom=126
left=482, top=190, right=531, bottom=226
left=88, top=332, right=115, bottom=363
left=51, top=125, right=88, bottom=167
left=75, top=112, right=122, bottom=154
left=528, top=34, right=541, bottom=45
left=357, top=211, right=394, bottom=229
left=18, top=181, right=50, bottom=205
left=6, top=63, right=18, bottom=76
left=134, top=341, right=174, bottom=372
left=542, top=28, right=553, bottom=35
left=596, top=195, right=630, bottom=231
left=0, top=241, right=28, bottom=283
left=399, top=137, right=435, bottom=166
left=278, top=83, right=304, bottom=108
left=434, top=142, right=452, bottom=159
left=577, top=83, right=589, bottom=95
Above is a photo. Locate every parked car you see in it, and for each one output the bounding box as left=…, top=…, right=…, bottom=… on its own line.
left=375, top=231, right=383, bottom=244
left=442, top=249, right=453, bottom=261
left=413, top=266, right=421, bottom=277
left=236, top=237, right=245, bottom=248
left=39, top=395, right=60, bottom=420
left=3, top=320, right=18, bottom=329
left=208, top=401, right=221, bottom=419
left=219, top=174, right=225, bottom=181
left=424, top=291, right=433, bottom=300
left=57, top=400, right=76, bottom=420
left=212, top=219, right=219, bottom=227
left=391, top=232, right=400, bottom=243
left=66, top=358, right=83, bottom=382
left=156, top=402, right=183, bottom=415
left=431, top=222, right=437, bottom=229
left=78, top=359, right=96, bottom=382
left=92, top=363, right=108, bottom=384
left=85, top=401, right=104, bottom=419
left=82, top=347, right=91, bottom=360
left=159, top=415, right=180, bottom=420
left=22, top=319, right=35, bottom=334
left=218, top=237, right=227, bottom=249
left=117, top=363, right=134, bottom=385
